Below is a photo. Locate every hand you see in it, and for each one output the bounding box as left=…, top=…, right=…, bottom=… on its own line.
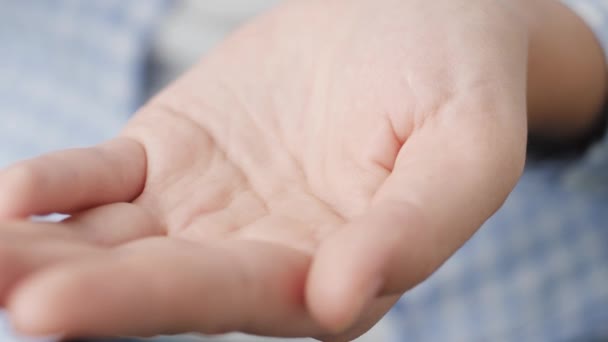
left=0, top=0, right=532, bottom=340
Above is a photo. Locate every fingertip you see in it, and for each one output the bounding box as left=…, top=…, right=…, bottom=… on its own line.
left=7, top=269, right=82, bottom=336
left=306, top=284, right=356, bottom=335
left=0, top=163, right=41, bottom=219
left=307, top=278, right=383, bottom=336
left=306, top=231, right=384, bottom=335
left=9, top=288, right=56, bottom=336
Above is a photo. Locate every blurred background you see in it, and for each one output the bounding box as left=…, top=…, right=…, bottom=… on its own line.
left=1, top=1, right=608, bottom=341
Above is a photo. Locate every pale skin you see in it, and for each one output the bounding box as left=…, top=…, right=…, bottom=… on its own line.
left=0, top=0, right=605, bottom=341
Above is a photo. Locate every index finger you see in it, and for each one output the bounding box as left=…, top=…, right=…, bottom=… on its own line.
left=0, top=138, right=147, bottom=219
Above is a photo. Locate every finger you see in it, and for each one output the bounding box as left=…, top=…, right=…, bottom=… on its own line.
left=308, top=111, right=527, bottom=331
left=0, top=206, right=161, bottom=305
left=64, top=203, right=165, bottom=246
left=0, top=223, right=103, bottom=305
left=0, top=137, right=146, bottom=219
left=315, top=294, right=401, bottom=342
left=7, top=238, right=323, bottom=338
left=0, top=203, right=160, bottom=253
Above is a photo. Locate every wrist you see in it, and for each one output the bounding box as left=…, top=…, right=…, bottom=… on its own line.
left=524, top=0, right=607, bottom=140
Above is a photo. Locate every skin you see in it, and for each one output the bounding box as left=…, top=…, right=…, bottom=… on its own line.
left=0, top=0, right=605, bottom=341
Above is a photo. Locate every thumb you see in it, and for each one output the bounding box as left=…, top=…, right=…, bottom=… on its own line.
left=306, top=201, right=436, bottom=334
left=307, top=109, right=526, bottom=333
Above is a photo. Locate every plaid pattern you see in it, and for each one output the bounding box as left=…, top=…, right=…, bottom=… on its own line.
left=0, top=0, right=165, bottom=168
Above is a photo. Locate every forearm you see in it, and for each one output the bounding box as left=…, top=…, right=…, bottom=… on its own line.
left=526, top=0, right=607, bottom=140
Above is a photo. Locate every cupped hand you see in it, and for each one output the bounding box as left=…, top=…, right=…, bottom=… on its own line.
left=0, top=0, right=530, bottom=340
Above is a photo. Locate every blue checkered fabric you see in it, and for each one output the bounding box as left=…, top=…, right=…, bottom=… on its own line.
left=0, top=0, right=166, bottom=168
left=387, top=1, right=608, bottom=341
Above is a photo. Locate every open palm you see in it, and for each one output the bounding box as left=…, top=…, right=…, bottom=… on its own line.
left=0, top=0, right=529, bottom=340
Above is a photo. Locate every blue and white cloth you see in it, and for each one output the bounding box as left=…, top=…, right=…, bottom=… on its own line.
left=1, top=1, right=608, bottom=342
left=0, top=0, right=166, bottom=167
